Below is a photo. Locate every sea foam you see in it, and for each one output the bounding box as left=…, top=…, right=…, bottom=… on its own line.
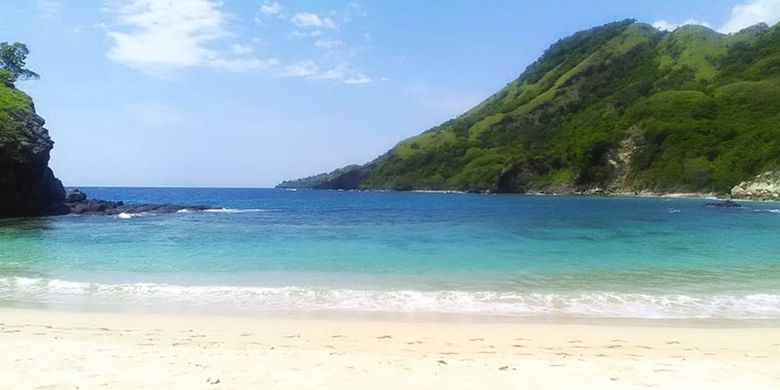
left=116, top=212, right=149, bottom=219
left=203, top=208, right=264, bottom=213
left=2, top=277, right=779, bottom=319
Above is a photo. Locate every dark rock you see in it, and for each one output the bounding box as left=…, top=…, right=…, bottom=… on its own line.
left=704, top=200, right=742, bottom=208
left=0, top=102, right=66, bottom=217
left=63, top=192, right=208, bottom=216
left=65, top=189, right=87, bottom=203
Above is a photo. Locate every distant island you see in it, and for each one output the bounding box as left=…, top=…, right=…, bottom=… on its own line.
left=279, top=20, right=780, bottom=200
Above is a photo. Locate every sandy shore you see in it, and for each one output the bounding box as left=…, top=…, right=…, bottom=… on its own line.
left=0, top=308, right=778, bottom=389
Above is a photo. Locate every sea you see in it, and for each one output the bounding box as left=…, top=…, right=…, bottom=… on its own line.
left=1, top=187, right=779, bottom=321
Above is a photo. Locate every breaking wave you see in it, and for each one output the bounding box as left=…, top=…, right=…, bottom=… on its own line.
left=1, top=277, right=778, bottom=319
left=115, top=212, right=150, bottom=219
left=203, top=208, right=264, bottom=213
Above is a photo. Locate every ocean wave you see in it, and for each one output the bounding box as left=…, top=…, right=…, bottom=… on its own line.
left=203, top=208, right=264, bottom=213
left=749, top=208, right=780, bottom=214
left=115, top=212, right=150, bottom=219
left=1, top=277, right=779, bottom=319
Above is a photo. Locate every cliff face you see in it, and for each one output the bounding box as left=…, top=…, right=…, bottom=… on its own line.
left=0, top=84, right=66, bottom=217
left=280, top=20, right=780, bottom=194
left=731, top=171, right=780, bottom=200
left=277, top=164, right=372, bottom=190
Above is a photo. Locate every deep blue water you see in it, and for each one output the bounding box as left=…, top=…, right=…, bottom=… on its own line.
left=1, top=187, right=779, bottom=318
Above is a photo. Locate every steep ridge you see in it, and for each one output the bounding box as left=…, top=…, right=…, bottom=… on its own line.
left=280, top=20, right=780, bottom=195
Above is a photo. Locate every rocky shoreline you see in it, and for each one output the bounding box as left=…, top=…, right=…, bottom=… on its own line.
left=282, top=172, right=780, bottom=202
left=59, top=189, right=208, bottom=216
left=730, top=171, right=780, bottom=201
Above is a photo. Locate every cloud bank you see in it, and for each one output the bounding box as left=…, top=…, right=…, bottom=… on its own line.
left=653, top=0, right=780, bottom=33
left=721, top=0, right=780, bottom=33
left=104, top=0, right=373, bottom=84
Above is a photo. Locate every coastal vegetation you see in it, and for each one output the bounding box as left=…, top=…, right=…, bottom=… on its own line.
left=280, top=20, right=780, bottom=195
left=0, top=42, right=39, bottom=86
left=0, top=42, right=37, bottom=136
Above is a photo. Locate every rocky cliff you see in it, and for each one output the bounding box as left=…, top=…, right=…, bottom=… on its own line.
left=731, top=171, right=780, bottom=200
left=0, top=84, right=67, bottom=217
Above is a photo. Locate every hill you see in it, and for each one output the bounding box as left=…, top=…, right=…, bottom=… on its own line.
left=279, top=20, right=780, bottom=197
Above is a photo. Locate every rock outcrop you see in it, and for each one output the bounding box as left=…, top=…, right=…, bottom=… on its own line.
left=1, top=85, right=208, bottom=218
left=0, top=92, right=67, bottom=217
left=63, top=189, right=208, bottom=216
left=731, top=171, right=780, bottom=201
left=704, top=200, right=742, bottom=208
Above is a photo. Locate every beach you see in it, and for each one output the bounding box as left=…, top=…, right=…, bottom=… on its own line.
left=1, top=308, right=778, bottom=389
left=2, top=190, right=780, bottom=388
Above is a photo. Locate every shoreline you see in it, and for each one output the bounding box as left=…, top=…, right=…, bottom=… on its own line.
left=281, top=186, right=780, bottom=202
left=1, top=307, right=778, bottom=388
left=4, top=302, right=780, bottom=328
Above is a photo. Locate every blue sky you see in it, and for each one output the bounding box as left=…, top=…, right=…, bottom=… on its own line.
left=2, top=0, right=780, bottom=187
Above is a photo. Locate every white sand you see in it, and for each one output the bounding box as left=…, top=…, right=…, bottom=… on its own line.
left=0, top=308, right=778, bottom=389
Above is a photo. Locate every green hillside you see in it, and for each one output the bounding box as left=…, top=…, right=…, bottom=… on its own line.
left=0, top=82, right=33, bottom=138
left=280, top=20, right=780, bottom=194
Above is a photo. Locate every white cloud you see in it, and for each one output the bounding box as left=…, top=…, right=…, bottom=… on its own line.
left=721, top=0, right=780, bottom=33
left=313, top=39, right=343, bottom=49
left=231, top=43, right=254, bottom=55
left=291, top=12, right=336, bottom=29
left=284, top=60, right=320, bottom=77
left=37, top=0, right=62, bottom=18
left=284, top=61, right=373, bottom=84
left=652, top=18, right=712, bottom=31
left=103, top=0, right=375, bottom=85
left=341, top=2, right=367, bottom=23
left=105, top=0, right=271, bottom=73
left=652, top=20, right=679, bottom=31
left=260, top=1, right=281, bottom=17
left=291, top=29, right=323, bottom=38
left=311, top=65, right=373, bottom=85
left=209, top=57, right=279, bottom=73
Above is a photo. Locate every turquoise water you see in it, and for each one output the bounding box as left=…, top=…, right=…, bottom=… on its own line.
left=1, top=188, right=779, bottom=319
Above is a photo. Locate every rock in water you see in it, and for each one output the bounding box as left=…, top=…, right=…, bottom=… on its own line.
left=731, top=171, right=780, bottom=201
left=704, top=200, right=742, bottom=208
left=63, top=189, right=208, bottom=216
left=65, top=189, right=87, bottom=203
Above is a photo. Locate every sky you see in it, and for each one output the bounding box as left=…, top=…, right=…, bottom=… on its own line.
left=2, top=0, right=780, bottom=187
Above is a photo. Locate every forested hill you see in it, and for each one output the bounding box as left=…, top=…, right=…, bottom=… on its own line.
left=279, top=20, right=780, bottom=195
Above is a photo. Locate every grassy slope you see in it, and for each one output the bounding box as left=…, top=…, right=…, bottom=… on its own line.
left=0, top=83, right=33, bottom=138
left=347, top=20, right=780, bottom=194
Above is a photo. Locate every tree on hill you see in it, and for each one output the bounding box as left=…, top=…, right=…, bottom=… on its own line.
left=0, top=42, right=39, bottom=86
